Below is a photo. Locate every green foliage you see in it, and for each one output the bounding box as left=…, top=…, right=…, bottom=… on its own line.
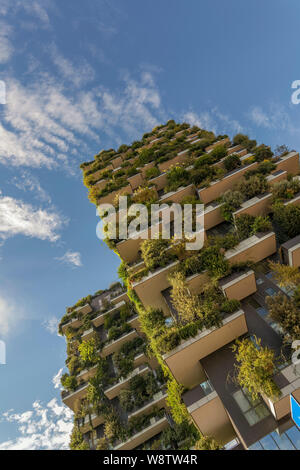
left=78, top=338, right=98, bottom=367
left=69, top=426, right=89, bottom=450
left=272, top=202, right=300, bottom=240
left=272, top=178, right=300, bottom=202
left=145, top=166, right=160, bottom=179
left=253, top=144, right=273, bottom=162
left=244, top=160, right=276, bottom=179
left=139, top=307, right=166, bottom=337
left=235, top=214, right=272, bottom=239
left=266, top=291, right=300, bottom=342
left=232, top=336, right=281, bottom=401
left=141, top=239, right=174, bottom=271
left=220, top=190, right=244, bottom=221
left=61, top=373, right=77, bottom=392
left=233, top=133, right=257, bottom=151
left=236, top=175, right=269, bottom=200
left=194, top=435, right=222, bottom=450
left=165, top=166, right=189, bottom=192
left=224, top=153, right=241, bottom=172
left=166, top=379, right=189, bottom=424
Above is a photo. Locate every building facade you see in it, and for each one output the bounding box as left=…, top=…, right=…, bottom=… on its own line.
left=60, top=121, right=300, bottom=450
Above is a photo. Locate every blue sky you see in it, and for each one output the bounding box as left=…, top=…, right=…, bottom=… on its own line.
left=0, top=0, right=300, bottom=449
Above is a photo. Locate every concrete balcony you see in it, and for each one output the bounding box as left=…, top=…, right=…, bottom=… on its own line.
left=80, top=412, right=105, bottom=434
left=158, top=149, right=189, bottom=172
left=226, top=144, right=243, bottom=155
left=281, top=235, right=300, bottom=268
left=198, top=162, right=258, bottom=204
left=205, top=137, right=230, bottom=152
left=183, top=383, right=234, bottom=445
left=266, top=169, right=287, bottom=186
left=110, top=290, right=129, bottom=305
left=148, top=172, right=168, bottom=191
left=233, top=193, right=272, bottom=220
left=132, top=260, right=179, bottom=314
left=128, top=172, right=144, bottom=190
left=101, top=329, right=139, bottom=358
left=92, top=301, right=126, bottom=328
left=274, top=151, right=299, bottom=175
left=225, top=232, right=276, bottom=265
left=77, top=364, right=97, bottom=383
left=163, top=309, right=248, bottom=388
left=113, top=416, right=168, bottom=450
left=204, top=202, right=224, bottom=230
left=111, top=155, right=123, bottom=169
left=104, top=364, right=150, bottom=400
left=97, top=184, right=133, bottom=206
left=81, top=327, right=96, bottom=342
left=62, top=382, right=89, bottom=410
left=159, top=183, right=196, bottom=204
left=128, top=390, right=167, bottom=419
left=262, top=363, right=300, bottom=421
left=61, top=303, right=93, bottom=334
left=219, top=269, right=257, bottom=301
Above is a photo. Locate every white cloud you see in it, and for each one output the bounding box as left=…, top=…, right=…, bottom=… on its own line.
left=50, top=45, right=95, bottom=88
left=0, top=398, right=73, bottom=450
left=0, top=293, right=23, bottom=336
left=55, top=250, right=82, bottom=268
left=52, top=368, right=63, bottom=390
left=43, top=316, right=59, bottom=335
left=183, top=108, right=243, bottom=136
left=248, top=104, right=291, bottom=132
left=12, top=171, right=51, bottom=204
left=0, top=21, right=13, bottom=64
left=0, top=194, right=66, bottom=242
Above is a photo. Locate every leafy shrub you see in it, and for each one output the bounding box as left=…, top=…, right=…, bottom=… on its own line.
left=272, top=178, right=300, bottom=202
left=253, top=144, right=273, bottom=162
left=165, top=166, right=189, bottom=192
left=220, top=190, right=244, bottom=221
left=236, top=175, right=269, bottom=200
left=232, top=133, right=257, bottom=151
left=141, top=239, right=173, bottom=271
left=224, top=154, right=241, bottom=172
left=272, top=202, right=300, bottom=240
left=145, top=166, right=160, bottom=179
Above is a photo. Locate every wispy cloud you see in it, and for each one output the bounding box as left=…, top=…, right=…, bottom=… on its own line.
left=0, top=397, right=73, bottom=450
left=50, top=44, right=96, bottom=88
left=55, top=250, right=82, bottom=268
left=0, top=293, right=24, bottom=336
left=0, top=193, right=66, bottom=242
left=182, top=107, right=243, bottom=136
left=43, top=316, right=59, bottom=335
left=248, top=103, right=293, bottom=133
left=12, top=171, right=51, bottom=204
left=52, top=368, right=63, bottom=390
left=0, top=21, right=13, bottom=64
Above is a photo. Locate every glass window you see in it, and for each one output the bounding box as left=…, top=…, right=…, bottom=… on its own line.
left=260, top=434, right=279, bottom=450
left=265, top=287, right=276, bottom=296
left=286, top=426, right=300, bottom=450
left=249, top=441, right=264, bottom=450
left=256, top=307, right=268, bottom=318
left=232, top=390, right=251, bottom=413
left=256, top=278, right=264, bottom=285
left=232, top=389, right=270, bottom=426
left=200, top=380, right=214, bottom=396
left=271, top=431, right=295, bottom=450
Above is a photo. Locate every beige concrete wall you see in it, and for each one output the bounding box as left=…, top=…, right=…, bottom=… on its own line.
left=275, top=152, right=299, bottom=175
left=140, top=161, right=155, bottom=177
left=204, top=204, right=224, bottom=230
left=111, top=156, right=123, bottom=169
left=226, top=233, right=276, bottom=265
left=233, top=193, right=272, bottom=220
left=158, top=151, right=189, bottom=172
left=97, top=184, right=133, bottom=206
left=191, top=396, right=236, bottom=446
left=221, top=271, right=257, bottom=301
left=164, top=311, right=248, bottom=387
left=291, top=247, right=300, bottom=267
left=198, top=162, right=258, bottom=204
left=128, top=172, right=144, bottom=190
